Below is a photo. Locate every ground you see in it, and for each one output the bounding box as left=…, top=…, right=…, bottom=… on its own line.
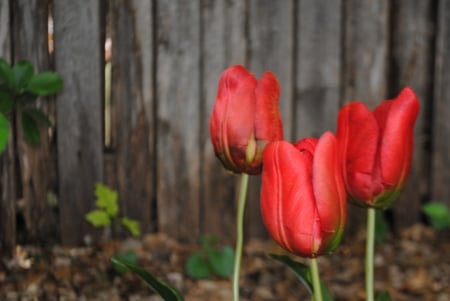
left=1, top=224, right=449, bottom=301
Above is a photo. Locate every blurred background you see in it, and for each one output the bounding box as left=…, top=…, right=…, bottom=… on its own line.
left=0, top=0, right=447, bottom=250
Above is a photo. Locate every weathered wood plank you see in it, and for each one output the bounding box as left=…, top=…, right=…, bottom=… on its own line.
left=246, top=0, right=295, bottom=239
left=156, top=0, right=201, bottom=242
left=200, top=0, right=246, bottom=242
left=109, top=0, right=156, bottom=234
left=0, top=0, right=16, bottom=251
left=12, top=0, right=59, bottom=243
left=432, top=0, right=450, bottom=208
left=343, top=0, right=390, bottom=233
left=296, top=0, right=342, bottom=138
left=390, top=0, right=435, bottom=229
left=54, top=1, right=104, bottom=245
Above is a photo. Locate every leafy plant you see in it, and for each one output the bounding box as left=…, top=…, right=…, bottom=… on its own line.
left=85, top=183, right=141, bottom=238
left=0, top=58, right=63, bottom=151
left=185, top=236, right=234, bottom=280
left=422, top=202, right=450, bottom=230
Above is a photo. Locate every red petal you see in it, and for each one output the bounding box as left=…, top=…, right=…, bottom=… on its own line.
left=336, top=102, right=380, bottom=203
left=374, top=87, right=420, bottom=189
left=254, top=71, right=283, bottom=142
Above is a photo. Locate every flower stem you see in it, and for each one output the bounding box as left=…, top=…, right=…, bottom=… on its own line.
left=365, top=207, right=376, bottom=301
left=233, top=173, right=249, bottom=301
left=310, top=258, right=323, bottom=301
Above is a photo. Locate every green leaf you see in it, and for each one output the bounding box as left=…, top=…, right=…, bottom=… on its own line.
left=376, top=291, right=392, bottom=301
left=0, top=90, right=14, bottom=113
left=207, top=246, right=234, bottom=278
left=12, top=61, right=34, bottom=91
left=375, top=209, right=389, bottom=244
left=113, top=250, right=138, bottom=274
left=27, top=72, right=63, bottom=95
left=85, top=209, right=111, bottom=227
left=16, top=92, right=38, bottom=104
left=422, top=202, right=450, bottom=230
left=95, top=183, right=119, bottom=217
left=268, top=254, right=334, bottom=301
left=21, top=110, right=41, bottom=144
left=185, top=252, right=213, bottom=280
left=111, top=257, right=185, bottom=301
left=0, top=59, right=13, bottom=87
left=121, top=217, right=141, bottom=237
left=23, top=108, right=52, bottom=127
left=0, top=113, right=10, bottom=153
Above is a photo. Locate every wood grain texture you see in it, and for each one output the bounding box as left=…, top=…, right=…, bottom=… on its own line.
left=156, top=0, right=201, bottom=242
left=432, top=0, right=450, bottom=207
left=54, top=0, right=104, bottom=245
left=296, top=0, right=343, bottom=138
left=390, top=0, right=435, bottom=229
left=109, top=0, right=156, bottom=234
left=0, top=0, right=16, bottom=251
left=343, top=0, right=389, bottom=106
left=12, top=0, right=59, bottom=243
left=200, top=0, right=246, bottom=242
left=246, top=0, right=295, bottom=239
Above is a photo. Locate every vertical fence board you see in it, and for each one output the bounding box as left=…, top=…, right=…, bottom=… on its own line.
left=343, top=0, right=390, bottom=233
left=156, top=1, right=201, bottom=242
left=200, top=0, right=246, bottom=242
left=432, top=0, right=450, bottom=208
left=12, top=0, right=59, bottom=243
left=0, top=0, right=16, bottom=251
left=296, top=0, right=343, bottom=138
left=390, top=0, right=435, bottom=229
left=54, top=1, right=104, bottom=245
left=246, top=0, right=295, bottom=238
left=109, top=0, right=155, bottom=234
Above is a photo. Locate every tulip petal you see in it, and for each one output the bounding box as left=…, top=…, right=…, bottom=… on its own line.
left=312, top=132, right=346, bottom=254
left=374, top=87, right=419, bottom=193
left=336, top=101, right=381, bottom=203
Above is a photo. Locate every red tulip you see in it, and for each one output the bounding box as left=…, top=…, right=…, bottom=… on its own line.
left=260, top=132, right=347, bottom=258
left=209, top=65, right=283, bottom=175
left=336, top=87, right=420, bottom=209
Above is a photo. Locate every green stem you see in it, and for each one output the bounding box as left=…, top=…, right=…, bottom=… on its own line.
left=365, top=207, right=376, bottom=301
left=310, top=258, right=323, bottom=301
left=232, top=173, right=249, bottom=301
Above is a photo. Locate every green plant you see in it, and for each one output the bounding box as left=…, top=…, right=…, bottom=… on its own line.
left=85, top=183, right=141, bottom=238
left=0, top=58, right=63, bottom=151
left=422, top=202, right=450, bottom=230
left=185, top=236, right=234, bottom=280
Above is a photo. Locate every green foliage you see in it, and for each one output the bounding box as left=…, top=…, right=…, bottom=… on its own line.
left=0, top=58, right=63, bottom=150
left=112, top=249, right=139, bottom=274
left=376, top=291, right=392, bottom=301
left=268, top=254, right=333, bottom=301
left=111, top=256, right=185, bottom=301
left=422, top=202, right=450, bottom=230
left=375, top=209, right=389, bottom=244
left=85, top=183, right=141, bottom=237
left=185, top=236, right=234, bottom=280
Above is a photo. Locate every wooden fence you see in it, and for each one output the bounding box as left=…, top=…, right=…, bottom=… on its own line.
left=0, top=0, right=449, bottom=249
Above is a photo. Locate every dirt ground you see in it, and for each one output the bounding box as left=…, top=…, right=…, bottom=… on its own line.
left=1, top=223, right=449, bottom=301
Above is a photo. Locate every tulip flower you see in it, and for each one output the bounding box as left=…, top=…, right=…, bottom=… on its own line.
left=336, top=87, right=420, bottom=209
left=260, top=132, right=347, bottom=258
left=209, top=65, right=283, bottom=175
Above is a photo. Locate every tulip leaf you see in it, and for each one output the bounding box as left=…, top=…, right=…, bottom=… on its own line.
left=376, top=291, right=392, bottom=301
left=422, top=202, right=450, bottom=230
left=112, top=250, right=138, bottom=274
left=111, top=257, right=185, bottom=301
left=268, top=254, right=333, bottom=301
left=185, top=251, right=213, bottom=279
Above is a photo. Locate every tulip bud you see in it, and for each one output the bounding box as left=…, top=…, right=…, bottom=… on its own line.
left=209, top=65, right=283, bottom=175
left=260, top=132, right=347, bottom=258
left=336, top=87, right=420, bottom=209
